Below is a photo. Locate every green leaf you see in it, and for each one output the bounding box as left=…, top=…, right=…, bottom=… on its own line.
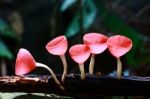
left=0, top=18, right=16, bottom=38
left=83, top=0, right=96, bottom=29
left=0, top=93, right=71, bottom=99
left=61, top=0, right=76, bottom=12
left=0, top=40, right=13, bottom=59
left=65, top=0, right=96, bottom=37
left=65, top=14, right=80, bottom=37
left=0, top=93, right=27, bottom=99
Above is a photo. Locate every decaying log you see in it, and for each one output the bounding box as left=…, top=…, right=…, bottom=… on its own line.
left=0, top=74, right=150, bottom=96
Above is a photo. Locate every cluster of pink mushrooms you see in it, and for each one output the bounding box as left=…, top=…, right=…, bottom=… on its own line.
left=15, top=33, right=132, bottom=90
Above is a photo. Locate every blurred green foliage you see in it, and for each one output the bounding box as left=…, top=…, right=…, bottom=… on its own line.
left=63, top=0, right=96, bottom=37
left=0, top=0, right=150, bottom=75
left=0, top=93, right=71, bottom=99
left=61, top=0, right=149, bottom=69
left=95, top=1, right=142, bottom=68
left=0, top=18, right=16, bottom=38
left=61, top=0, right=76, bottom=12
left=0, top=18, right=15, bottom=59
left=0, top=40, right=13, bottom=59
left=0, top=0, right=149, bottom=98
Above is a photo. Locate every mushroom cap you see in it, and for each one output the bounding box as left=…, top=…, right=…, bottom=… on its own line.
left=83, top=33, right=108, bottom=54
left=69, top=44, right=91, bottom=64
left=15, top=48, right=36, bottom=75
left=107, top=35, right=132, bottom=58
left=46, top=35, right=68, bottom=55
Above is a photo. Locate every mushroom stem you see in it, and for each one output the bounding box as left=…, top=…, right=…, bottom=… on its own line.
left=89, top=54, right=95, bottom=75
left=36, top=62, right=64, bottom=90
left=60, top=55, right=67, bottom=83
left=117, top=57, right=122, bottom=79
left=79, top=64, right=86, bottom=80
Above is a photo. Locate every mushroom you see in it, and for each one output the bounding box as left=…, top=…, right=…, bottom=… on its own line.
left=69, top=44, right=91, bottom=80
left=46, top=35, right=68, bottom=83
left=15, top=48, right=64, bottom=90
left=107, top=35, right=132, bottom=79
left=83, top=33, right=108, bottom=75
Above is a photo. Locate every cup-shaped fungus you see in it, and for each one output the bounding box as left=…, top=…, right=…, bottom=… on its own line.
left=107, top=35, right=132, bottom=79
left=83, top=33, right=108, bottom=75
left=46, top=35, right=68, bottom=83
left=15, top=48, right=36, bottom=75
left=15, top=48, right=64, bottom=90
left=69, top=44, right=90, bottom=80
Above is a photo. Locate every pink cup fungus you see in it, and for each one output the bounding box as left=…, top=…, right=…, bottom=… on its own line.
left=69, top=44, right=91, bottom=80
left=46, top=35, right=68, bottom=83
left=15, top=48, right=64, bottom=90
left=83, top=33, right=108, bottom=75
left=15, top=48, right=36, bottom=75
left=107, top=35, right=132, bottom=79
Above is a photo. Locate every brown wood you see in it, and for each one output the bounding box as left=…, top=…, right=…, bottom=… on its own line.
left=0, top=74, right=150, bottom=96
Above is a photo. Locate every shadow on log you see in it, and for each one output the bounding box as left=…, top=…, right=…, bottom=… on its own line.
left=0, top=74, right=150, bottom=96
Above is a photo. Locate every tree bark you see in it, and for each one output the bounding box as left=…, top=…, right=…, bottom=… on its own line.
left=0, top=74, right=150, bottom=96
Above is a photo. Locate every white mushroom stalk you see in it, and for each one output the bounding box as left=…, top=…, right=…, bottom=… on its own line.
left=117, top=58, right=122, bottom=79
left=89, top=54, right=95, bottom=75
left=60, top=55, right=67, bottom=83
left=79, top=64, right=86, bottom=80
left=36, top=62, right=65, bottom=90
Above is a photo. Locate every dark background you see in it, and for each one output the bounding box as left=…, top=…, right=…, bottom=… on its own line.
left=0, top=0, right=150, bottom=77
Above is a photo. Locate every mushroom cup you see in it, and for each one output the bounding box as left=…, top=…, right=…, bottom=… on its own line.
left=107, top=35, right=132, bottom=79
